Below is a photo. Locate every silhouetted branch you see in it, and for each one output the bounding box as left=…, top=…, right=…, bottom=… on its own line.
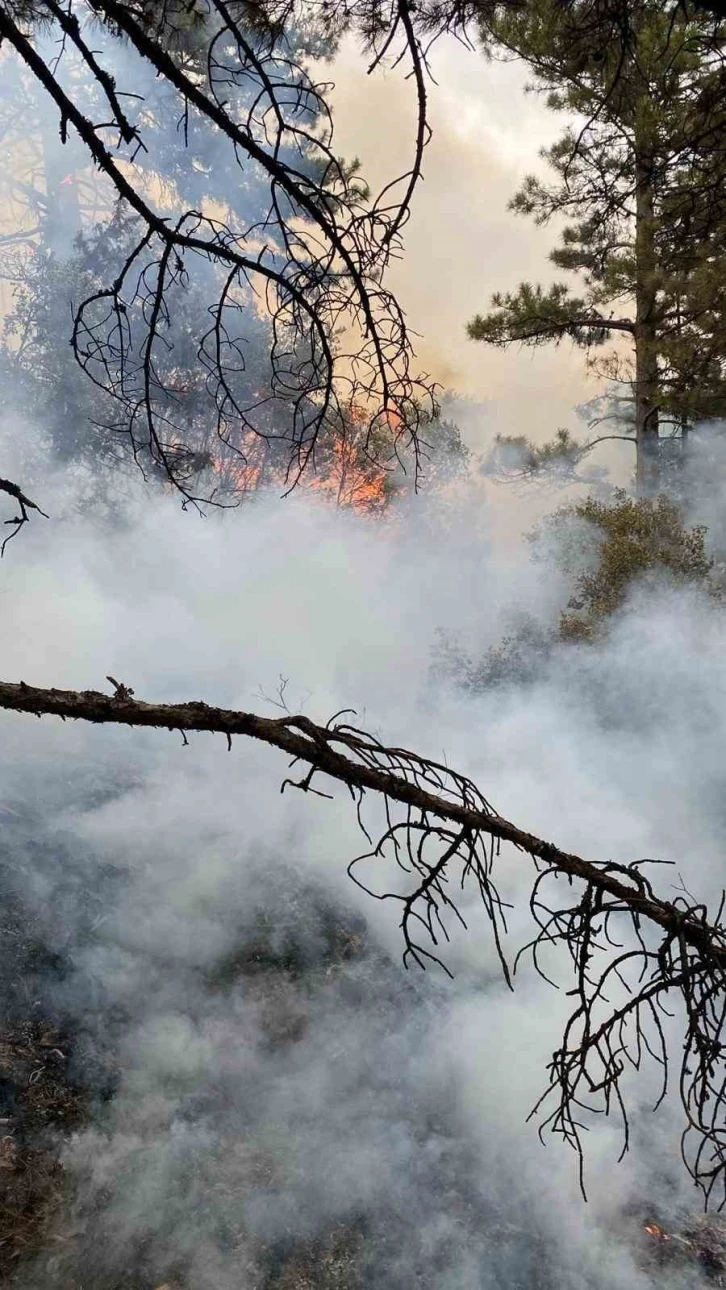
left=0, top=476, right=48, bottom=556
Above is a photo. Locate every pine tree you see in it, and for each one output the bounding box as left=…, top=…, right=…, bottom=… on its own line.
left=467, top=0, right=726, bottom=493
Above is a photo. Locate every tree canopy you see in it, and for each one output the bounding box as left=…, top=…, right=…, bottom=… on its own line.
left=468, top=0, right=726, bottom=493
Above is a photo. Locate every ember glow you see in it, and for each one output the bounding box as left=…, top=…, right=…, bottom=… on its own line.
left=644, top=1223, right=670, bottom=1241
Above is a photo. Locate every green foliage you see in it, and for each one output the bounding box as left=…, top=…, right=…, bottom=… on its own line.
left=468, top=0, right=726, bottom=464
left=483, top=427, right=590, bottom=481
left=442, top=490, right=715, bottom=693
left=439, top=613, right=553, bottom=692
left=551, top=491, right=714, bottom=640
left=421, top=416, right=471, bottom=486
left=467, top=282, right=604, bottom=348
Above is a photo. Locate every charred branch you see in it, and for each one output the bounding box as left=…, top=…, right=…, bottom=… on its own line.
left=0, top=476, right=48, bottom=556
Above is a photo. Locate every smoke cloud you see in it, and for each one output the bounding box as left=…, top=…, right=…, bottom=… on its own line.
left=1, top=468, right=723, bottom=1287
left=326, top=35, right=600, bottom=449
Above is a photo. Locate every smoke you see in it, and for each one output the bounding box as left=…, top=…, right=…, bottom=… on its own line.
left=1, top=469, right=724, bottom=1287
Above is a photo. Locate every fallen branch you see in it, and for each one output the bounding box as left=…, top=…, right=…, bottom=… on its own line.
left=2, top=676, right=726, bottom=1201
left=0, top=677, right=713, bottom=944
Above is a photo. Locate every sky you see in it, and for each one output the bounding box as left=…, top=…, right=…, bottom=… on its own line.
left=327, top=34, right=601, bottom=452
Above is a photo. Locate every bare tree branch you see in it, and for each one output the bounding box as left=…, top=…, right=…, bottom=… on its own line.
left=0, top=0, right=437, bottom=501
left=0, top=476, right=49, bottom=556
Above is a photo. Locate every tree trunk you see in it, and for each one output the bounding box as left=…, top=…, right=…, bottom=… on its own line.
left=634, top=135, right=660, bottom=495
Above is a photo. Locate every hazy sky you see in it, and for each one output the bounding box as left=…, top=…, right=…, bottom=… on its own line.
left=328, top=36, right=602, bottom=455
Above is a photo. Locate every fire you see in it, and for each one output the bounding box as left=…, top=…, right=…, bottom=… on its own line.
left=304, top=431, right=392, bottom=514
left=644, top=1222, right=670, bottom=1241
left=200, top=407, right=399, bottom=515
left=301, top=404, right=403, bottom=514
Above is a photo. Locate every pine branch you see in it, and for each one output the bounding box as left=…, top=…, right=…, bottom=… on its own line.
left=468, top=284, right=635, bottom=350
left=469, top=311, right=636, bottom=347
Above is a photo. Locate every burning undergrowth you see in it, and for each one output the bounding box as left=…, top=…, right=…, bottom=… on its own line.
left=624, top=1212, right=726, bottom=1285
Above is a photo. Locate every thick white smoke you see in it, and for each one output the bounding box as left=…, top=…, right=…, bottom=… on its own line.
left=1, top=472, right=723, bottom=1287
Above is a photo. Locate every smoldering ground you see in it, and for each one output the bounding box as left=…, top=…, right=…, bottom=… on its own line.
left=1, top=474, right=726, bottom=1287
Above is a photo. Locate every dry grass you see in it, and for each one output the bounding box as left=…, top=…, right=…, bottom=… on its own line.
left=265, top=1226, right=363, bottom=1290
left=0, top=1019, right=88, bottom=1282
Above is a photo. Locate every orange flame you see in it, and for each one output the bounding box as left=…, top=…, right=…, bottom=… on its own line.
left=205, top=408, right=398, bottom=515
left=644, top=1223, right=670, bottom=1241
left=304, top=431, right=391, bottom=513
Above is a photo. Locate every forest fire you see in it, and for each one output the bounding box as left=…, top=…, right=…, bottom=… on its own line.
left=204, top=408, right=398, bottom=514
left=636, top=1215, right=726, bottom=1282
left=4, top=0, right=726, bottom=1285
left=303, top=431, right=394, bottom=514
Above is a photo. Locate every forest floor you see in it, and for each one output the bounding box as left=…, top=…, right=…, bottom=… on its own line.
left=1, top=828, right=725, bottom=1290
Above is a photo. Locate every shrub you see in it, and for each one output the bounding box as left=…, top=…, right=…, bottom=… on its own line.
left=551, top=491, right=713, bottom=641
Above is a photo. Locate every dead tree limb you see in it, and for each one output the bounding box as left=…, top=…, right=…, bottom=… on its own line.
left=2, top=676, right=726, bottom=1201
left=0, top=477, right=48, bottom=556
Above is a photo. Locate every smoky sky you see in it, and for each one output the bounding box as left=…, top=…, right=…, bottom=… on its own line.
left=326, top=37, right=602, bottom=455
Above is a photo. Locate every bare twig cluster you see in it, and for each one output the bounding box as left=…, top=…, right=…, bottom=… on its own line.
left=0, top=0, right=437, bottom=503
left=522, top=859, right=726, bottom=1205
left=1, top=676, right=726, bottom=1201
